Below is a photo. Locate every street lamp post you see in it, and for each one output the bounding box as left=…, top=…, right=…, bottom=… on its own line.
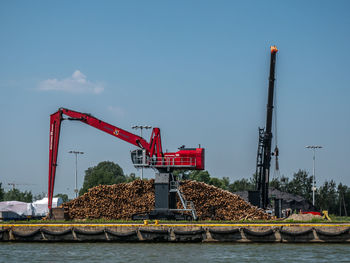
left=132, top=125, right=152, bottom=180
left=305, top=145, right=323, bottom=206
left=68, top=151, right=84, bottom=198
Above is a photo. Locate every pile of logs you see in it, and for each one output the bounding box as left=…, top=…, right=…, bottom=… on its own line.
left=63, top=179, right=270, bottom=221
left=63, top=180, right=154, bottom=220
left=179, top=180, right=270, bottom=220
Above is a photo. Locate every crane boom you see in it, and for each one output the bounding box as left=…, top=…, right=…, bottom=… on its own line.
left=48, top=107, right=204, bottom=210
left=256, top=46, right=278, bottom=209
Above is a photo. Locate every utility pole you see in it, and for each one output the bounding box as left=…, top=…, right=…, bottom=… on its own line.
left=131, top=125, right=152, bottom=180
left=305, top=145, right=322, bottom=206
left=68, top=151, right=84, bottom=198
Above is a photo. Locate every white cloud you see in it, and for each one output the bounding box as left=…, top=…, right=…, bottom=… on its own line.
left=38, top=70, right=104, bottom=94
left=108, top=106, right=125, bottom=118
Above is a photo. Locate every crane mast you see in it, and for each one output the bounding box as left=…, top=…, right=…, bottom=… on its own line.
left=256, top=46, right=278, bottom=209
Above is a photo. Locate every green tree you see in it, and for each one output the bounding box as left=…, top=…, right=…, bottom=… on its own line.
left=316, top=180, right=337, bottom=213
left=175, top=170, right=230, bottom=189
left=4, top=188, right=33, bottom=202
left=125, top=173, right=139, bottom=182
left=209, top=177, right=225, bottom=189
left=221, top=177, right=230, bottom=190
left=270, top=176, right=289, bottom=192
left=285, top=170, right=313, bottom=202
left=33, top=193, right=46, bottom=201
left=337, top=183, right=350, bottom=216
left=0, top=183, right=4, bottom=201
left=187, top=170, right=211, bottom=184
left=54, top=193, right=69, bottom=203
left=228, top=178, right=254, bottom=192
left=249, top=173, right=258, bottom=188
left=79, top=161, right=125, bottom=195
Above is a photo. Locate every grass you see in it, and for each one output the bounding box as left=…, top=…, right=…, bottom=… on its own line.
left=328, top=215, right=350, bottom=222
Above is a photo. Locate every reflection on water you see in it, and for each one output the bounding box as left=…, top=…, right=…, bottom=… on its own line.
left=1, top=243, right=350, bottom=263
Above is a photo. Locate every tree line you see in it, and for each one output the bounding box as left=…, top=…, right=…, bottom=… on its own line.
left=79, top=161, right=350, bottom=216
left=0, top=183, right=33, bottom=203
left=0, top=183, right=68, bottom=203
left=176, top=169, right=350, bottom=216
left=1, top=161, right=349, bottom=216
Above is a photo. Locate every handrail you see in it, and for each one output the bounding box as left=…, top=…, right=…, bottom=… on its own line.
left=133, top=156, right=197, bottom=168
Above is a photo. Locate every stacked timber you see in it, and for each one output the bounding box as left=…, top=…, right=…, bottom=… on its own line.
left=179, top=180, right=270, bottom=220
left=62, top=180, right=270, bottom=221
left=63, top=180, right=154, bottom=220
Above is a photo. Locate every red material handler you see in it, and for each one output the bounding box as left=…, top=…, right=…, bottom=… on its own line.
left=48, top=108, right=204, bottom=210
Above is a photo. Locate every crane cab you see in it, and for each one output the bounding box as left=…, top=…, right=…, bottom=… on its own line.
left=131, top=149, right=149, bottom=167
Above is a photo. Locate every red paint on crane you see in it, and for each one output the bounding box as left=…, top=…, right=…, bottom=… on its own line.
left=47, top=108, right=204, bottom=210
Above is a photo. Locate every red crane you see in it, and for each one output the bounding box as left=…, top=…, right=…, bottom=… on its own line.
left=48, top=108, right=205, bottom=216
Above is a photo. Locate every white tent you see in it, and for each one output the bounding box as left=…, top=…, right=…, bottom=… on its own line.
left=0, top=201, right=34, bottom=216
left=32, top=197, right=63, bottom=216
left=0, top=197, right=63, bottom=219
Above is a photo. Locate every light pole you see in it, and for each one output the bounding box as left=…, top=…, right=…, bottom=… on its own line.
left=132, top=125, right=152, bottom=180
left=68, top=151, right=84, bottom=198
left=305, top=145, right=323, bottom=206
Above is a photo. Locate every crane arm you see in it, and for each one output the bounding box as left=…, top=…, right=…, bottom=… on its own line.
left=48, top=107, right=163, bottom=209
left=57, top=108, right=152, bottom=149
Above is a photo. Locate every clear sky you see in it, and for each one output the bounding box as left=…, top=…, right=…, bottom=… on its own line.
left=1, top=0, right=349, bottom=197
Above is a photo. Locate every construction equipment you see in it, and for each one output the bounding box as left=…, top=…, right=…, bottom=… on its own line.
left=48, top=108, right=204, bottom=220
left=254, top=46, right=279, bottom=209
left=322, top=210, right=332, bottom=221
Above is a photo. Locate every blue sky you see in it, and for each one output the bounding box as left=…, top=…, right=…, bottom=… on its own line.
left=1, top=1, right=349, bottom=197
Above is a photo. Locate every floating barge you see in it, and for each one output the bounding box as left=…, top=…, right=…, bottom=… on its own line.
left=1, top=223, right=350, bottom=243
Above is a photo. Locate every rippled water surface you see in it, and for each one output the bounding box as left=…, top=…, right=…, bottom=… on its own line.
left=1, top=243, right=350, bottom=263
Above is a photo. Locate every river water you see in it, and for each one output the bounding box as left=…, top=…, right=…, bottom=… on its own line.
left=0, top=243, right=349, bottom=263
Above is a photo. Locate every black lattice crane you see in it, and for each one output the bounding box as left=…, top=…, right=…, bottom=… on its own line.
left=256, top=45, right=279, bottom=209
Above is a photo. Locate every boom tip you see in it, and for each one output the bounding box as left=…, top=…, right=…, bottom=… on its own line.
left=270, top=45, right=278, bottom=53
